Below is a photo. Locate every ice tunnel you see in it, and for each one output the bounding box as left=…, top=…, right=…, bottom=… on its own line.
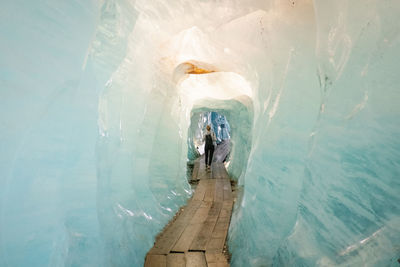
left=1, top=0, right=399, bottom=266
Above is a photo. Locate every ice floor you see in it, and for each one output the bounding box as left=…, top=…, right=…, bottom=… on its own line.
left=0, top=0, right=399, bottom=266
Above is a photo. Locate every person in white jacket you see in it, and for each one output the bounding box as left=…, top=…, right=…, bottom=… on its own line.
left=202, top=125, right=217, bottom=170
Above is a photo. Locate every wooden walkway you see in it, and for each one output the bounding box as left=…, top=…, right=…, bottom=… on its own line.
left=145, top=159, right=233, bottom=267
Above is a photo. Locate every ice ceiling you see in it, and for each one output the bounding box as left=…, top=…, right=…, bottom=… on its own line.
left=0, top=0, right=399, bottom=266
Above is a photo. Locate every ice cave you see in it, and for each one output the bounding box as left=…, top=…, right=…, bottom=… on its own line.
left=0, top=0, right=399, bottom=266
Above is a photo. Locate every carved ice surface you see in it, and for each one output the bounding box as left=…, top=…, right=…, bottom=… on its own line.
left=0, top=0, right=399, bottom=266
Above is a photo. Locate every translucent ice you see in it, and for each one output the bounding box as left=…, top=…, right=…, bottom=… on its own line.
left=1, top=0, right=399, bottom=266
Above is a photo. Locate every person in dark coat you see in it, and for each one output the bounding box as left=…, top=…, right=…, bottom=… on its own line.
left=202, top=125, right=216, bottom=170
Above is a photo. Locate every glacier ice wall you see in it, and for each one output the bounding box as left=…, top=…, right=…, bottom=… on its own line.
left=1, top=0, right=399, bottom=266
left=230, top=1, right=400, bottom=266
left=0, top=0, right=101, bottom=266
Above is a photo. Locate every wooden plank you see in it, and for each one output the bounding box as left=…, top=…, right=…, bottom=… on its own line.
left=185, top=252, right=207, bottom=267
left=205, top=252, right=229, bottom=267
left=218, top=164, right=229, bottom=179
left=220, top=171, right=229, bottom=180
left=190, top=202, right=222, bottom=251
left=145, top=254, right=167, bottom=267
left=214, top=218, right=230, bottom=231
left=211, top=203, right=231, bottom=240
left=147, top=161, right=234, bottom=266
left=197, top=160, right=205, bottom=180
left=215, top=215, right=230, bottom=224
left=219, top=165, right=226, bottom=179
left=212, top=221, right=229, bottom=239
left=222, top=180, right=233, bottom=201
left=222, top=201, right=233, bottom=211
left=200, top=201, right=209, bottom=208
left=199, top=168, right=211, bottom=180
left=207, top=202, right=232, bottom=252
left=191, top=202, right=212, bottom=223
left=149, top=200, right=202, bottom=255
left=210, top=162, right=217, bottom=179
left=212, top=163, right=221, bottom=179
left=207, top=201, right=223, bottom=220
left=205, top=238, right=225, bottom=253
left=214, top=179, right=224, bottom=202
left=198, top=159, right=213, bottom=180
left=192, top=181, right=207, bottom=201
left=171, top=223, right=203, bottom=252
left=197, top=170, right=205, bottom=180
left=206, top=163, right=212, bottom=179
left=219, top=208, right=231, bottom=219
left=167, top=253, right=186, bottom=267
left=203, top=180, right=215, bottom=202
left=172, top=202, right=212, bottom=252
left=189, top=221, right=216, bottom=251
left=207, top=263, right=229, bottom=267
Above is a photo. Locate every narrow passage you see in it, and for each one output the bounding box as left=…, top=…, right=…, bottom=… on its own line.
left=145, top=160, right=234, bottom=267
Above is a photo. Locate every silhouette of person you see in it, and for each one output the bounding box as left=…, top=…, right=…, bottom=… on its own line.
left=203, top=125, right=216, bottom=170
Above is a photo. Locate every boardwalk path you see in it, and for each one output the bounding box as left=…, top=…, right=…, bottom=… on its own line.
left=145, top=159, right=233, bottom=267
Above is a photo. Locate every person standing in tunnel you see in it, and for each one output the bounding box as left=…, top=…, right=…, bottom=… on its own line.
left=203, top=125, right=216, bottom=170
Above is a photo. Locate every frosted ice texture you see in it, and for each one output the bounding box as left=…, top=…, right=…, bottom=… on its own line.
left=0, top=0, right=399, bottom=267
left=210, top=112, right=231, bottom=143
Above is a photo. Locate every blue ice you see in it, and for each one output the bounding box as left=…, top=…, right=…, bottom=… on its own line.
left=0, top=0, right=399, bottom=266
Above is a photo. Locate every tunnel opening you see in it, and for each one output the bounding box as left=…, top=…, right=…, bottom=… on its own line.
left=189, top=97, right=253, bottom=182
left=173, top=60, right=255, bottom=184
left=186, top=111, right=232, bottom=182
